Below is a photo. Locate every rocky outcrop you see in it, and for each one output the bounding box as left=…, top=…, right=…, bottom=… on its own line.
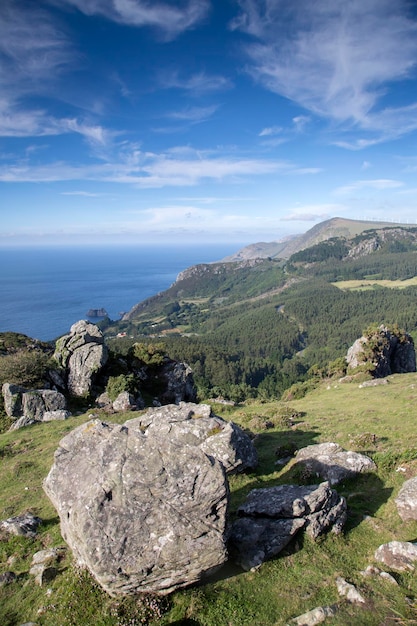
left=228, top=482, right=346, bottom=570
left=43, top=416, right=229, bottom=596
left=157, top=360, right=197, bottom=404
left=125, top=402, right=258, bottom=474
left=346, top=325, right=416, bottom=377
left=295, top=442, right=376, bottom=485
left=2, top=383, right=68, bottom=426
left=395, top=476, right=417, bottom=521
left=54, top=320, right=108, bottom=396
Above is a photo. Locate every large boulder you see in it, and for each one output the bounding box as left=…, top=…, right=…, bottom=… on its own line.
left=43, top=416, right=229, bottom=596
left=54, top=320, right=108, bottom=396
left=125, top=402, right=258, bottom=474
left=346, top=325, right=416, bottom=377
left=229, top=482, right=346, bottom=570
left=395, top=476, right=417, bottom=521
left=295, top=442, right=376, bottom=485
left=2, top=383, right=68, bottom=424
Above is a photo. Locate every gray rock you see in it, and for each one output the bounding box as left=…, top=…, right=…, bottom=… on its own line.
left=229, top=483, right=346, bottom=570
left=2, top=383, right=25, bottom=417
left=295, top=442, right=376, bottom=485
left=290, top=605, right=337, bottom=625
left=112, top=391, right=137, bottom=412
left=54, top=320, right=108, bottom=397
left=228, top=517, right=305, bottom=571
left=42, top=410, right=71, bottom=421
left=95, top=391, right=113, bottom=410
left=0, top=512, right=42, bottom=537
left=125, top=402, right=258, bottom=474
left=43, top=417, right=229, bottom=596
left=395, top=476, right=417, bottom=521
left=346, top=325, right=416, bottom=377
left=237, top=482, right=347, bottom=539
left=158, top=360, right=197, bottom=404
left=375, top=541, right=417, bottom=571
left=22, top=390, right=67, bottom=421
left=8, top=416, right=37, bottom=431
left=30, top=565, right=59, bottom=586
left=335, top=576, right=365, bottom=604
left=2, top=384, right=68, bottom=423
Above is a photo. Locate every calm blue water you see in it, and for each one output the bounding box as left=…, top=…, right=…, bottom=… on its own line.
left=0, top=244, right=237, bottom=341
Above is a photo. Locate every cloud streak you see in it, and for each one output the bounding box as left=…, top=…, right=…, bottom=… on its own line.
left=232, top=0, right=417, bottom=145
left=53, top=0, right=209, bottom=39
left=334, top=179, right=404, bottom=195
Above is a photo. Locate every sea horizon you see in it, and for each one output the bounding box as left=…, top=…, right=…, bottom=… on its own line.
left=0, top=243, right=240, bottom=342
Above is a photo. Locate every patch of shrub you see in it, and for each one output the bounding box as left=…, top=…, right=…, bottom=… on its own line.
left=105, top=374, right=137, bottom=401
left=0, top=350, right=50, bottom=388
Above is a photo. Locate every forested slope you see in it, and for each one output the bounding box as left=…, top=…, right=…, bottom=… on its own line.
left=105, top=225, right=417, bottom=400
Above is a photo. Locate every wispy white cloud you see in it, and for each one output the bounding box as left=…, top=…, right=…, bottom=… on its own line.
left=0, top=143, right=318, bottom=187
left=292, top=115, right=310, bottom=132
left=61, top=190, right=108, bottom=197
left=168, top=105, right=219, bottom=124
left=259, top=125, right=282, bottom=137
left=334, top=179, right=404, bottom=195
left=53, top=0, right=210, bottom=40
left=232, top=0, right=417, bottom=145
left=159, top=70, right=232, bottom=94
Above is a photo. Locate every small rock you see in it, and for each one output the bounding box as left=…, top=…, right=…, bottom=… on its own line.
left=0, top=571, right=17, bottom=586
left=0, top=512, right=42, bottom=537
left=42, top=410, right=71, bottom=421
left=395, top=476, right=417, bottom=521
left=289, top=605, right=337, bottom=625
left=379, top=572, right=398, bottom=585
left=335, top=576, right=366, bottom=604
left=360, top=565, right=381, bottom=577
left=375, top=541, right=417, bottom=571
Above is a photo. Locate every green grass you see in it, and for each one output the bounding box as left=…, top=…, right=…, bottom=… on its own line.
left=2, top=377, right=417, bottom=625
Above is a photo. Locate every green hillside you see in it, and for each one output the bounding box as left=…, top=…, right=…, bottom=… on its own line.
left=1, top=375, right=417, bottom=625
left=104, top=223, right=417, bottom=401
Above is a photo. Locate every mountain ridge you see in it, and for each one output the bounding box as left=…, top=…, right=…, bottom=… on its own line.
left=222, top=217, right=413, bottom=261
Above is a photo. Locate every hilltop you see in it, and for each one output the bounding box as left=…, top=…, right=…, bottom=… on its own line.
left=222, top=217, right=413, bottom=261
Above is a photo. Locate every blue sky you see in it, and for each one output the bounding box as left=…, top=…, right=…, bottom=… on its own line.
left=1, top=0, right=417, bottom=247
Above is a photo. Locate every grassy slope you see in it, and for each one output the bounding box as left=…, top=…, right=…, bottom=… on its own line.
left=1, top=375, right=417, bottom=625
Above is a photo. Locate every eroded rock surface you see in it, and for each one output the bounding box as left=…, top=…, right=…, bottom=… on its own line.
left=43, top=416, right=229, bottom=596
left=125, top=402, right=258, bottom=474
left=53, top=320, right=108, bottom=396
left=395, top=476, right=417, bottom=521
left=229, top=482, right=346, bottom=570
left=2, top=384, right=67, bottom=424
left=375, top=541, right=417, bottom=571
left=0, top=512, right=43, bottom=537
left=295, top=442, right=376, bottom=485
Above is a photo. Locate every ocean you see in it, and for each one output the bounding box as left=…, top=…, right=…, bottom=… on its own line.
left=0, top=244, right=238, bottom=341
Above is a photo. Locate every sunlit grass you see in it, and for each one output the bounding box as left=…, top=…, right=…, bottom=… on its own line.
left=2, top=377, right=417, bottom=624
